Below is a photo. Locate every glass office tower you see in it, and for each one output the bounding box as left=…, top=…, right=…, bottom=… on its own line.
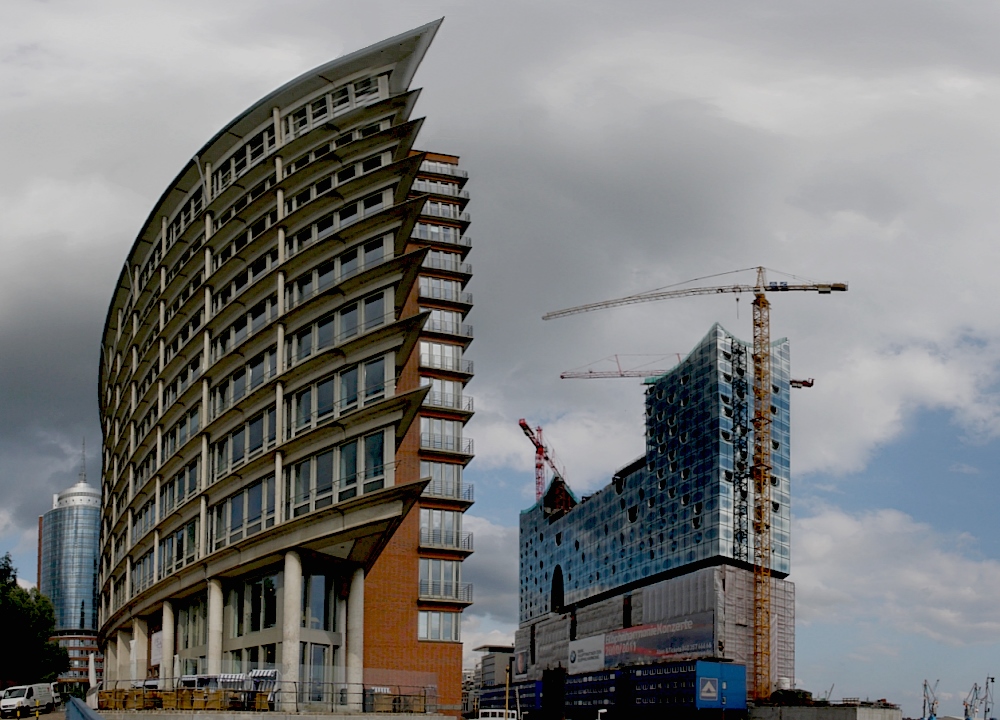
left=39, top=473, right=103, bottom=686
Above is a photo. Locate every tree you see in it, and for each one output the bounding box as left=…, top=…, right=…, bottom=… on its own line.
left=0, top=554, right=68, bottom=685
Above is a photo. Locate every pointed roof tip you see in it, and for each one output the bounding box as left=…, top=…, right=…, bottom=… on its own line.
left=78, top=437, right=88, bottom=485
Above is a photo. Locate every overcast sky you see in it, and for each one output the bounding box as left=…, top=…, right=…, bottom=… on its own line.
left=4, top=1, right=1000, bottom=714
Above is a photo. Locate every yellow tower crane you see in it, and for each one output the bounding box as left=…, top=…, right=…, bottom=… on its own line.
left=543, top=266, right=847, bottom=701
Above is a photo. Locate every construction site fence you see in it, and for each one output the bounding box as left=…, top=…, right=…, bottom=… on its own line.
left=95, top=680, right=438, bottom=714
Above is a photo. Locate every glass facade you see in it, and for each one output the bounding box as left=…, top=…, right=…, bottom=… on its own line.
left=40, top=481, right=101, bottom=632
left=519, top=324, right=791, bottom=623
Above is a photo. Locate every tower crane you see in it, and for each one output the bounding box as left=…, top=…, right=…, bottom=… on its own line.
left=923, top=679, right=939, bottom=720
left=543, top=266, right=847, bottom=700
left=519, top=419, right=567, bottom=502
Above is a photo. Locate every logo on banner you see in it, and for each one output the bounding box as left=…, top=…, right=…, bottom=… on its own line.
left=700, top=677, right=718, bottom=701
left=567, top=635, right=606, bottom=674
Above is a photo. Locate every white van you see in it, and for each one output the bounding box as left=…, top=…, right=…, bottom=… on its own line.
left=0, top=685, right=55, bottom=717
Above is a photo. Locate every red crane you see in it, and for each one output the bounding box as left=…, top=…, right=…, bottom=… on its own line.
left=519, top=419, right=566, bottom=501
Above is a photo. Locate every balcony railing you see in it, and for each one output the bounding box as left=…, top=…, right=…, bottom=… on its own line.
left=419, top=528, right=474, bottom=551
left=422, top=479, right=474, bottom=502
left=412, top=181, right=470, bottom=200
left=424, top=319, right=473, bottom=338
left=420, top=434, right=473, bottom=455
left=418, top=580, right=473, bottom=602
left=423, top=392, right=473, bottom=412
left=419, top=160, right=469, bottom=178
left=411, top=225, right=472, bottom=248
left=419, top=354, right=474, bottom=374
left=419, top=286, right=473, bottom=304
left=422, top=255, right=472, bottom=274
left=421, top=204, right=471, bottom=222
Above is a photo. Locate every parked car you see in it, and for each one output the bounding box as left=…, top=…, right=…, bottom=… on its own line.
left=0, top=684, right=55, bottom=717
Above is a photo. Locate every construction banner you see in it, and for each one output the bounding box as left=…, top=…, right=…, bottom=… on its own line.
left=603, top=611, right=714, bottom=666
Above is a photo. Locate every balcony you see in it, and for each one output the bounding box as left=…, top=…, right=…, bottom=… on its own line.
left=419, top=353, right=473, bottom=375
left=419, top=160, right=469, bottom=178
left=420, top=433, right=473, bottom=455
left=421, top=204, right=471, bottom=223
left=419, top=528, right=474, bottom=551
left=419, top=580, right=474, bottom=603
left=411, top=225, right=472, bottom=249
left=412, top=181, right=471, bottom=200
left=422, top=479, right=474, bottom=502
left=424, top=319, right=473, bottom=338
left=419, top=286, right=473, bottom=305
left=422, top=255, right=472, bottom=275
left=423, top=392, right=474, bottom=413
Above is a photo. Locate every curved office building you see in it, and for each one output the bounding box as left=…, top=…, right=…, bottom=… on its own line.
left=98, top=20, right=474, bottom=713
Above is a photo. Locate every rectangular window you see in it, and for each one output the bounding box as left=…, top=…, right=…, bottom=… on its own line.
left=418, top=611, right=460, bottom=641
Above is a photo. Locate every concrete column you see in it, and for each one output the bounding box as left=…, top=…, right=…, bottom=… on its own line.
left=281, top=550, right=302, bottom=710
left=199, top=496, right=208, bottom=558
left=161, top=600, right=175, bottom=689
left=105, top=639, right=118, bottom=684
left=275, top=382, right=284, bottom=445
left=277, top=227, right=286, bottom=263
left=202, top=379, right=210, bottom=427
left=277, top=272, right=285, bottom=314
left=274, top=451, right=284, bottom=523
left=346, top=567, right=365, bottom=709
left=153, top=530, right=160, bottom=583
left=132, top=617, right=149, bottom=682
left=277, top=324, right=286, bottom=371
left=116, top=630, right=130, bottom=683
left=207, top=578, right=223, bottom=675
left=199, top=436, right=209, bottom=495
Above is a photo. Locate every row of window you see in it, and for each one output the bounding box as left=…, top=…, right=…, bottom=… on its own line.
left=286, top=237, right=390, bottom=311
left=285, top=429, right=387, bottom=518
left=283, top=188, right=392, bottom=258
left=161, top=459, right=201, bottom=516
left=283, top=119, right=389, bottom=177
left=213, top=408, right=278, bottom=479
left=288, top=357, right=387, bottom=439
left=213, top=249, right=278, bottom=313
left=159, top=518, right=200, bottom=578
left=282, top=74, right=385, bottom=142
left=214, top=173, right=277, bottom=237
left=418, top=611, right=460, bottom=642
left=213, top=296, right=278, bottom=361
left=213, top=125, right=276, bottom=197
left=286, top=291, right=390, bottom=366
left=212, top=476, right=277, bottom=551
left=212, top=348, right=277, bottom=417
left=284, top=152, right=390, bottom=216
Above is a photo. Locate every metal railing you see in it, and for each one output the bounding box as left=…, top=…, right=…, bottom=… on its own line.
left=422, top=479, right=474, bottom=501
left=419, top=160, right=468, bottom=178
left=419, top=353, right=474, bottom=374
left=419, top=433, right=473, bottom=454
left=423, top=391, right=473, bottom=412
left=412, top=181, right=470, bottom=199
left=424, top=319, right=473, bottom=337
left=420, top=204, right=471, bottom=222
left=419, top=528, right=474, bottom=550
left=411, top=225, right=472, bottom=247
left=418, top=286, right=473, bottom=304
left=418, top=580, right=473, bottom=602
left=422, top=255, right=472, bottom=274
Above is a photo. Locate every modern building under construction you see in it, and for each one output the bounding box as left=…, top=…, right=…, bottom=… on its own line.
left=508, top=323, right=795, bottom=711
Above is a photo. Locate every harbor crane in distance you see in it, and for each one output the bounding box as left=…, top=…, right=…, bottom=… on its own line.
left=519, top=419, right=567, bottom=502
left=923, top=679, right=939, bottom=720
left=543, top=266, right=848, bottom=701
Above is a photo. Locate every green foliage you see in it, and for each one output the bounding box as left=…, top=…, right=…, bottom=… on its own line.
left=0, top=554, right=68, bottom=685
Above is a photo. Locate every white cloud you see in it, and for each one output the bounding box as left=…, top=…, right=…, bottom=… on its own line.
left=795, top=505, right=1000, bottom=645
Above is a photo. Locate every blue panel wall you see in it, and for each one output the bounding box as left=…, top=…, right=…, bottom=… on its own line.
left=519, top=324, right=791, bottom=623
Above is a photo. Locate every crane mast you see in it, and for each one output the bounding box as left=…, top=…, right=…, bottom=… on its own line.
left=751, top=268, right=773, bottom=699
left=519, top=419, right=566, bottom=501
left=543, top=266, right=847, bottom=701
